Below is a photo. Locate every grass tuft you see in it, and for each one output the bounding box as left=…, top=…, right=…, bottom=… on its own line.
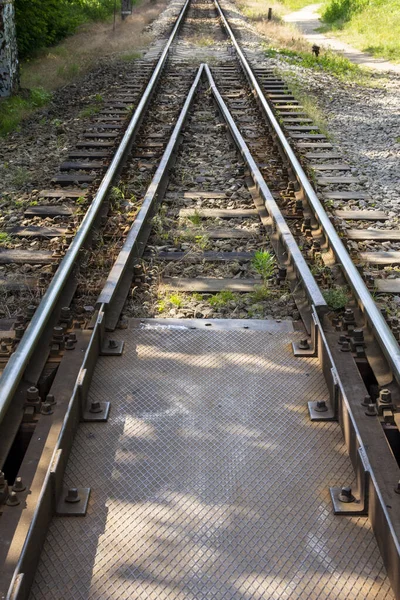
left=263, top=44, right=371, bottom=82
left=0, top=88, right=52, bottom=136
left=323, top=286, right=350, bottom=310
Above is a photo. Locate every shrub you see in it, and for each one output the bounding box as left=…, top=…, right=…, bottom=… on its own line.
left=15, top=0, right=120, bottom=59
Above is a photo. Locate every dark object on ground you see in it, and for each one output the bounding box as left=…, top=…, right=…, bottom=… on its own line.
left=312, top=44, right=321, bottom=57
left=268, top=8, right=272, bottom=20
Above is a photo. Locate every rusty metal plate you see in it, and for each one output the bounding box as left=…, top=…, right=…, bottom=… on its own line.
left=30, top=322, right=393, bottom=599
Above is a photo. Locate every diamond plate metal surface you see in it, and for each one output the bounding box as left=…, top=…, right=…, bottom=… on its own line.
left=30, top=323, right=393, bottom=599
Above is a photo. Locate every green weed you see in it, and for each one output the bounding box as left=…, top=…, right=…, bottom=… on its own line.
left=208, top=291, right=237, bottom=307
left=195, top=235, right=210, bottom=251
left=168, top=293, right=184, bottom=309
left=11, top=167, right=31, bottom=187
left=188, top=211, right=202, bottom=227
left=0, top=232, right=12, bottom=245
left=323, top=286, right=350, bottom=310
left=251, top=285, right=271, bottom=301
left=252, top=250, right=276, bottom=283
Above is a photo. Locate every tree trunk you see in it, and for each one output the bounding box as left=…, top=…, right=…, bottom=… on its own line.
left=0, top=0, right=19, bottom=98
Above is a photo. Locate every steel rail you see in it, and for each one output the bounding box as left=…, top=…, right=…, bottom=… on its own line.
left=0, top=0, right=191, bottom=425
left=214, top=0, right=400, bottom=385
left=97, top=64, right=205, bottom=308
left=204, top=65, right=326, bottom=311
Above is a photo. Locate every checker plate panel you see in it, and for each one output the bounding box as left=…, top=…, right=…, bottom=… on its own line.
left=30, top=324, right=393, bottom=599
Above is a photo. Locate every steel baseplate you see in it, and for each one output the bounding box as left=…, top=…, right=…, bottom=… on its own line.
left=56, top=486, right=91, bottom=516
left=100, top=338, right=125, bottom=356
left=29, top=319, right=393, bottom=600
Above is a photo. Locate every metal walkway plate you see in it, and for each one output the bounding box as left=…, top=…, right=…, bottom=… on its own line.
left=30, top=320, right=393, bottom=599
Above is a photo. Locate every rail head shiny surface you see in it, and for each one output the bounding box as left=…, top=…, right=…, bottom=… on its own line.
left=204, top=64, right=326, bottom=312
left=0, top=0, right=191, bottom=424
left=213, top=0, right=400, bottom=385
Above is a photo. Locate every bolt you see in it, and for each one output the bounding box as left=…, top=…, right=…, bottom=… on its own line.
left=338, top=486, right=355, bottom=503
left=26, top=305, right=36, bottom=319
left=394, top=480, right=400, bottom=495
left=108, top=339, right=118, bottom=349
left=340, top=341, right=351, bottom=352
left=338, top=335, right=348, bottom=345
left=14, top=325, right=25, bottom=340
left=26, top=386, right=39, bottom=402
left=352, top=329, right=364, bottom=343
left=65, top=488, right=80, bottom=503
left=15, top=314, right=25, bottom=325
left=379, top=389, right=392, bottom=404
left=65, top=339, right=75, bottom=350
left=365, top=403, right=377, bottom=416
left=89, top=401, right=102, bottom=414
left=52, top=326, right=64, bottom=341
left=1, top=342, right=8, bottom=352
left=68, top=332, right=77, bottom=343
left=361, top=394, right=372, bottom=407
left=12, top=477, right=26, bottom=493
left=298, top=339, right=309, bottom=350
left=60, top=307, right=71, bottom=320
left=46, top=394, right=56, bottom=405
left=40, top=402, right=53, bottom=415
left=6, top=491, right=20, bottom=506
left=0, top=472, right=6, bottom=487
left=315, top=400, right=328, bottom=413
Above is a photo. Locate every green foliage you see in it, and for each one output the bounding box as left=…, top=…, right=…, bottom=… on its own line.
left=252, top=250, right=275, bottom=283
left=208, top=291, right=237, bottom=307
left=322, top=0, right=369, bottom=24
left=167, top=294, right=184, bottom=308
left=264, top=45, right=370, bottom=81
left=0, top=233, right=12, bottom=245
left=322, top=286, right=350, bottom=310
left=321, top=0, right=400, bottom=61
left=0, top=87, right=52, bottom=136
left=251, top=285, right=271, bottom=301
left=15, top=0, right=121, bottom=59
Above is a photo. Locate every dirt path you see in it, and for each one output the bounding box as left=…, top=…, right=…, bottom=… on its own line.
left=283, top=2, right=400, bottom=74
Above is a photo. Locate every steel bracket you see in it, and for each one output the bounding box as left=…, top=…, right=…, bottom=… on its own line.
left=293, top=311, right=318, bottom=356
left=308, top=367, right=338, bottom=421
left=330, top=448, right=369, bottom=516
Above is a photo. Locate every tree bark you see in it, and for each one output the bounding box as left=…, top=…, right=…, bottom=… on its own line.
left=0, top=0, right=19, bottom=98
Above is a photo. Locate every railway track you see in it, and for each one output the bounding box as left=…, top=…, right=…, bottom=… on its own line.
left=1, top=0, right=400, bottom=598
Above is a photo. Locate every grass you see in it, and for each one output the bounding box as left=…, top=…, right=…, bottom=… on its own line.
left=251, top=285, right=272, bottom=301
left=321, top=0, right=400, bottom=62
left=276, top=0, right=314, bottom=9
left=10, top=167, right=31, bottom=187
left=0, top=88, right=52, bottom=136
left=79, top=93, right=104, bottom=118
left=1, top=0, right=166, bottom=137
left=263, top=44, right=371, bottom=83
left=252, top=250, right=275, bottom=283
left=0, top=233, right=12, bottom=246
left=208, top=291, right=237, bottom=307
left=187, top=211, right=202, bottom=227
left=322, top=285, right=350, bottom=310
